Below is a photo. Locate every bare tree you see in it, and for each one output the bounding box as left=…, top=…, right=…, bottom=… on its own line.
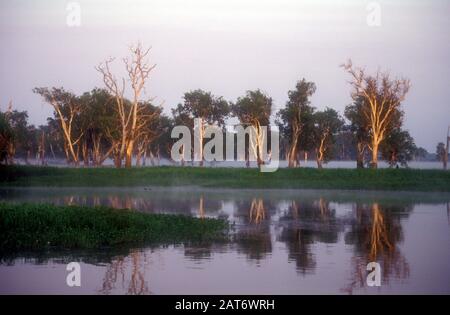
left=34, top=88, right=84, bottom=166
left=342, top=60, right=410, bottom=168
left=96, top=42, right=156, bottom=168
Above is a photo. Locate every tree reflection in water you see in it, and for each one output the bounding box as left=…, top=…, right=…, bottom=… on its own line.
left=342, top=202, right=411, bottom=294
left=234, top=198, right=273, bottom=262
left=199, top=195, right=204, bottom=218
left=100, top=250, right=150, bottom=295
left=249, top=198, right=265, bottom=224
left=278, top=199, right=339, bottom=274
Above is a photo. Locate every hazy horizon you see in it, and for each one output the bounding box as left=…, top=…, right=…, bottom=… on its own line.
left=0, top=0, right=449, bottom=152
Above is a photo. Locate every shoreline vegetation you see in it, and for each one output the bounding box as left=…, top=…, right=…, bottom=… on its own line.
left=0, top=203, right=228, bottom=251
left=1, top=165, right=449, bottom=192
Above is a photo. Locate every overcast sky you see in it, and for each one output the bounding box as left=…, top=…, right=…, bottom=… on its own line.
left=0, top=0, right=448, bottom=151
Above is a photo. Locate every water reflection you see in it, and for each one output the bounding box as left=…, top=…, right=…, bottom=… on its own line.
left=233, top=198, right=274, bottom=262
left=277, top=199, right=339, bottom=274
left=101, top=251, right=150, bottom=295
left=341, top=203, right=411, bottom=294
left=0, top=188, right=449, bottom=294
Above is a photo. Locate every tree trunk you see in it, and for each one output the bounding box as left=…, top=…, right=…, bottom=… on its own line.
left=288, top=135, right=299, bottom=168
left=142, top=148, right=147, bottom=166
left=356, top=142, right=365, bottom=169
left=136, top=148, right=142, bottom=167
left=149, top=150, right=155, bottom=166
left=113, top=147, right=122, bottom=168
left=25, top=150, right=31, bottom=165
left=125, top=140, right=134, bottom=168
left=40, top=133, right=45, bottom=165
left=49, top=143, right=56, bottom=159
left=74, top=145, right=80, bottom=167
left=7, top=143, right=15, bottom=165
left=316, top=135, right=327, bottom=169
left=157, top=147, right=161, bottom=166
left=64, top=143, right=70, bottom=165
left=316, top=158, right=323, bottom=169
left=82, top=140, right=89, bottom=167
left=370, top=142, right=379, bottom=169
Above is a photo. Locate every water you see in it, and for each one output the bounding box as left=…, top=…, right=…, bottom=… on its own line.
left=1, top=187, right=449, bottom=294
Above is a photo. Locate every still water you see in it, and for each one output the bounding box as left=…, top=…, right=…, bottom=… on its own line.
left=0, top=187, right=449, bottom=294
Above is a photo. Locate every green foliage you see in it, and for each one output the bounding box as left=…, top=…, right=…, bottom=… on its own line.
left=0, top=203, right=228, bottom=251
left=414, top=147, right=428, bottom=160
left=436, top=142, right=446, bottom=162
left=0, top=112, right=13, bottom=163
left=179, top=89, right=230, bottom=126
left=232, top=89, right=272, bottom=126
left=344, top=96, right=370, bottom=145
left=312, top=107, right=344, bottom=163
left=276, top=79, right=316, bottom=152
left=381, top=129, right=417, bottom=167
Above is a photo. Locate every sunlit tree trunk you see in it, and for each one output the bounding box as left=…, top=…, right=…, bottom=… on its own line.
left=370, top=140, right=380, bottom=169
left=288, top=120, right=300, bottom=168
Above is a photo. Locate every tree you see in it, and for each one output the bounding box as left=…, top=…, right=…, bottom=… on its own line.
left=0, top=110, right=13, bottom=165
left=3, top=109, right=32, bottom=164
left=332, top=126, right=356, bottom=161
left=380, top=129, right=416, bottom=167
left=413, top=147, right=428, bottom=161
left=171, top=103, right=195, bottom=166
left=175, top=89, right=229, bottom=166
left=345, top=97, right=371, bottom=168
left=96, top=43, right=156, bottom=168
left=148, top=113, right=172, bottom=165
left=312, top=108, right=344, bottom=168
left=276, top=79, right=316, bottom=167
left=78, top=88, right=117, bottom=166
left=436, top=142, right=446, bottom=164
left=134, top=101, right=164, bottom=167
left=34, top=87, right=84, bottom=166
left=43, top=117, right=67, bottom=161
left=342, top=60, right=410, bottom=168
left=232, top=89, right=272, bottom=168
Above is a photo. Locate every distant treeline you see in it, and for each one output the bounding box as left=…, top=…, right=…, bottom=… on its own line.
left=0, top=43, right=447, bottom=169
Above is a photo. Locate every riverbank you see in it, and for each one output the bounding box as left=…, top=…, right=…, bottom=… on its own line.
left=1, top=165, right=449, bottom=192
left=0, top=203, right=228, bottom=251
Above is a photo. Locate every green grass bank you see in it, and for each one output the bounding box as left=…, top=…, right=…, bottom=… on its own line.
left=1, top=165, right=449, bottom=192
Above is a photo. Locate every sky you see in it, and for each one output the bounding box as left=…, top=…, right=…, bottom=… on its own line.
left=0, top=0, right=449, bottom=152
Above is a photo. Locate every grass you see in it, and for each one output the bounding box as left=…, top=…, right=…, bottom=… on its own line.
left=1, top=165, right=450, bottom=192
left=0, top=203, right=228, bottom=251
